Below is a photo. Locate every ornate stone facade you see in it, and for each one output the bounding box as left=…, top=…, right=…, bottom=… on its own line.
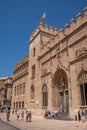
left=11, top=7, right=87, bottom=119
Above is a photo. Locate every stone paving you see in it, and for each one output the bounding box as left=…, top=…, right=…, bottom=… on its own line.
left=0, top=113, right=87, bottom=130
left=0, top=119, right=20, bottom=130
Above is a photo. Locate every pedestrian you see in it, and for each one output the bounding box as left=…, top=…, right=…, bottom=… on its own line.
left=44, top=110, right=48, bottom=119
left=6, top=109, right=10, bottom=122
left=78, top=111, right=81, bottom=122
left=16, top=110, right=20, bottom=120
left=28, top=111, right=32, bottom=122
left=47, top=110, right=51, bottom=119
left=55, top=109, right=58, bottom=118
left=81, top=110, right=85, bottom=123
left=26, top=110, right=28, bottom=122
left=21, top=111, right=24, bottom=120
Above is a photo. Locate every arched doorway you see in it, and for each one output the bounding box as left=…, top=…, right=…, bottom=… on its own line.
left=53, top=69, right=69, bottom=112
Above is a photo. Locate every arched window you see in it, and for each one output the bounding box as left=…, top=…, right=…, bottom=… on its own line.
left=42, top=85, right=48, bottom=107
left=32, top=65, right=35, bottom=77
left=17, top=85, right=19, bottom=95
left=30, top=85, right=34, bottom=99
left=20, top=84, right=22, bottom=95
left=16, top=102, right=18, bottom=109
left=22, top=102, right=24, bottom=108
left=23, top=83, right=25, bottom=94
left=14, top=86, right=16, bottom=96
left=19, top=102, right=21, bottom=108
left=33, top=47, right=35, bottom=56
left=79, top=71, right=87, bottom=106
left=13, top=102, right=15, bottom=108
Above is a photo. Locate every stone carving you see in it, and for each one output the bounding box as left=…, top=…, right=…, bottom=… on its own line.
left=42, top=69, right=47, bottom=75
left=81, top=62, right=87, bottom=71
left=57, top=59, right=69, bottom=71
left=76, top=47, right=87, bottom=58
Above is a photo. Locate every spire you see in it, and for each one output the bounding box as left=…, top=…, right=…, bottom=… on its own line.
left=39, top=12, right=46, bottom=26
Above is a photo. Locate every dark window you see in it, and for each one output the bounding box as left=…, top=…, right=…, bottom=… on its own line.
left=22, top=102, right=24, bottom=108
left=13, top=102, right=15, bottom=108
left=19, top=102, right=21, bottom=108
left=31, top=85, right=34, bottom=99
left=80, top=83, right=87, bottom=105
left=14, top=87, right=16, bottom=96
left=20, top=84, right=22, bottom=95
left=42, top=86, right=48, bottom=107
left=32, top=65, right=35, bottom=77
left=23, top=83, right=25, bottom=94
left=33, top=48, right=35, bottom=56
left=16, top=102, right=18, bottom=109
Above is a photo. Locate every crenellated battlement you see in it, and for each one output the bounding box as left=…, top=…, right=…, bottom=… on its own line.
left=30, top=24, right=58, bottom=43
left=30, top=7, right=87, bottom=43
left=58, top=6, right=87, bottom=37
left=40, top=25, right=58, bottom=36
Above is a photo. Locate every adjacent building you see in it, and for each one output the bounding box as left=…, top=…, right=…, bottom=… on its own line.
left=12, top=54, right=29, bottom=111
left=0, top=77, right=12, bottom=109
left=11, top=7, right=87, bottom=119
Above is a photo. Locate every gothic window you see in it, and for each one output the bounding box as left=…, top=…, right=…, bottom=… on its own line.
left=14, top=86, right=16, bottom=96
left=79, top=71, right=87, bottom=106
left=19, top=102, right=21, bottom=108
left=42, top=85, right=48, bottom=107
left=17, top=86, right=19, bottom=95
left=16, top=102, right=18, bottom=109
left=32, top=65, right=35, bottom=78
left=30, top=85, right=34, bottom=99
left=23, top=83, right=25, bottom=94
left=20, top=84, right=22, bottom=95
left=16, top=86, right=19, bottom=95
left=22, top=101, right=24, bottom=108
left=80, top=83, right=87, bottom=106
left=13, top=102, right=15, bottom=108
left=33, top=47, right=35, bottom=56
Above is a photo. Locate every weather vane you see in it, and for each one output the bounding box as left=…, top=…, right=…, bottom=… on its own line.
left=39, top=12, right=46, bottom=26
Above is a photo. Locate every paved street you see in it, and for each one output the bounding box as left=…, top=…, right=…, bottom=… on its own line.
left=0, top=113, right=87, bottom=130
left=0, top=119, right=20, bottom=130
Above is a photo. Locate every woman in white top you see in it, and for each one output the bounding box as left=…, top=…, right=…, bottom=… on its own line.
left=16, top=110, right=20, bottom=120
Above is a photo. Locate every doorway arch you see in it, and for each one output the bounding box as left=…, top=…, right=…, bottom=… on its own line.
left=52, top=69, right=69, bottom=112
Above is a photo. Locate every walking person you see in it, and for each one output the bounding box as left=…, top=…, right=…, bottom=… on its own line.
left=16, top=110, right=20, bottom=120
left=55, top=109, right=58, bottom=118
left=26, top=110, right=28, bottom=122
left=78, top=111, right=81, bottom=122
left=21, top=111, right=24, bottom=120
left=81, top=110, right=85, bottom=123
left=6, top=109, right=10, bottom=122
left=28, top=111, right=32, bottom=122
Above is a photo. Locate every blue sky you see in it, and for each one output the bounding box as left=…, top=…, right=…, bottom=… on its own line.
left=0, top=0, right=87, bottom=77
